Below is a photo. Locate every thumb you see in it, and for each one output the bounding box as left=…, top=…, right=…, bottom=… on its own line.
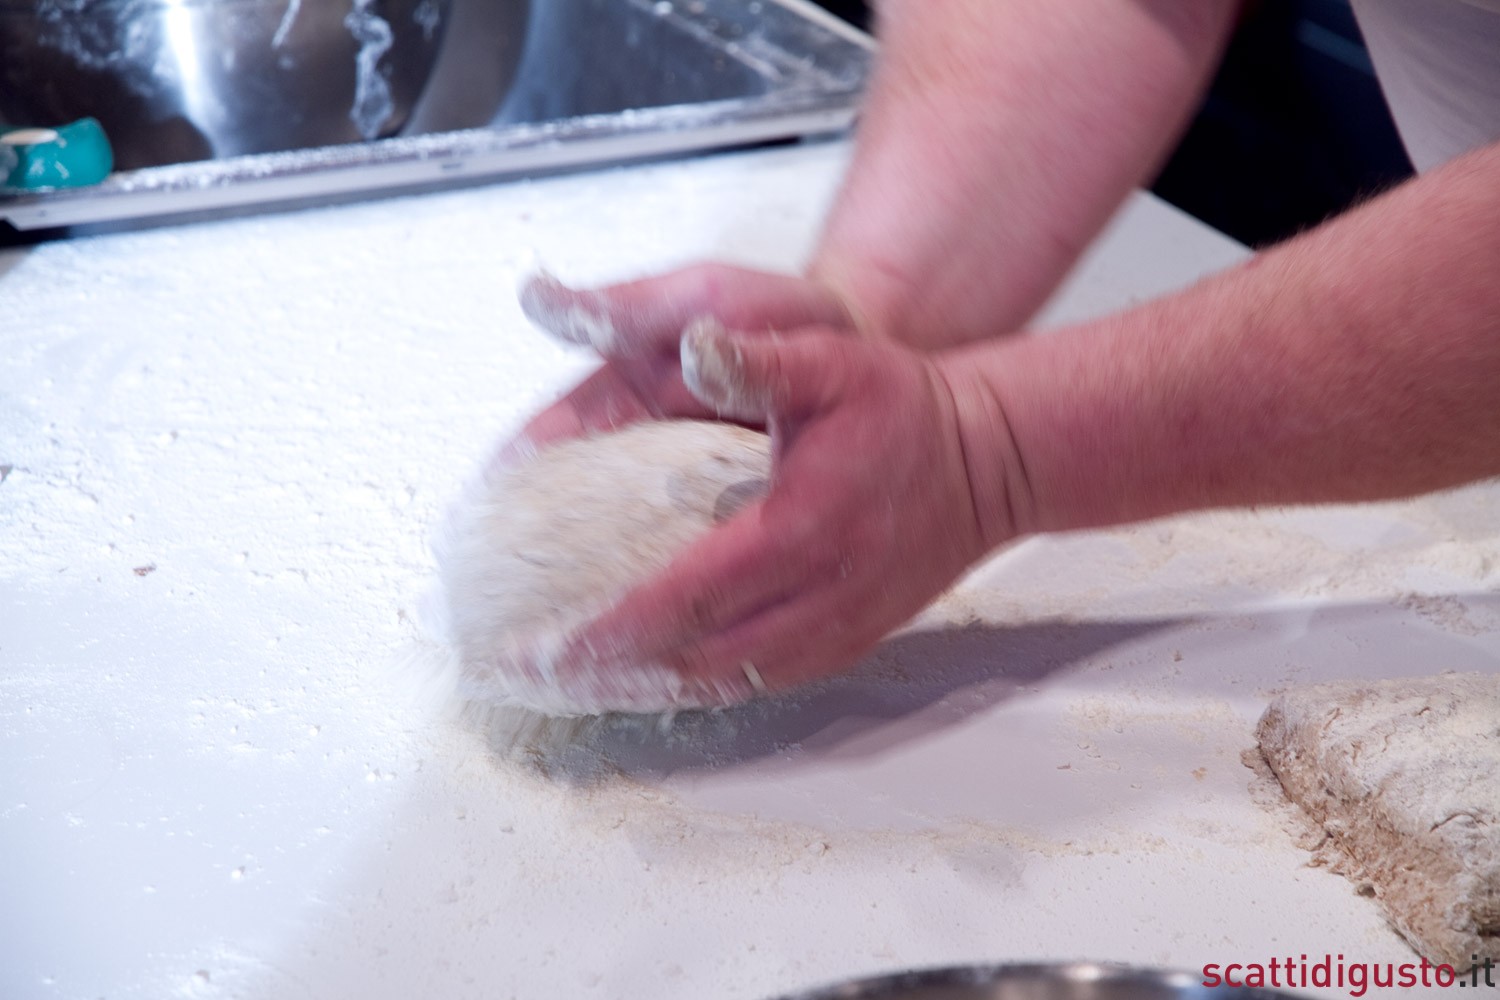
left=680, top=317, right=840, bottom=424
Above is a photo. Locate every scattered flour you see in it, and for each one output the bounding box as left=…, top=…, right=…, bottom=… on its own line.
left=4, top=144, right=1489, bottom=999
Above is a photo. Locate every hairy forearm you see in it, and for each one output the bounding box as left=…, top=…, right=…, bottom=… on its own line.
left=944, top=142, right=1500, bottom=542
left=813, top=0, right=1239, bottom=348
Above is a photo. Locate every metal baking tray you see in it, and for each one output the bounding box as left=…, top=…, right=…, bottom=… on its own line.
left=0, top=0, right=872, bottom=235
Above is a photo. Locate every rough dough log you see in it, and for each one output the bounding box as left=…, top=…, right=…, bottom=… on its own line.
left=1256, top=673, right=1500, bottom=969
left=437, top=421, right=771, bottom=717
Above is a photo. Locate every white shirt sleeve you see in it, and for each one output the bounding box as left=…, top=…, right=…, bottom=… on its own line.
left=1351, top=0, right=1500, bottom=171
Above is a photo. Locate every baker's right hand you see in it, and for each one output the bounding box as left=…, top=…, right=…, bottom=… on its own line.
left=498, top=264, right=858, bottom=465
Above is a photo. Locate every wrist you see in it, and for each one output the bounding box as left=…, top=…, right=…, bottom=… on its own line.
left=811, top=233, right=1061, bottom=352
left=806, top=249, right=910, bottom=347
left=958, top=299, right=1236, bottom=538
left=932, top=344, right=1040, bottom=546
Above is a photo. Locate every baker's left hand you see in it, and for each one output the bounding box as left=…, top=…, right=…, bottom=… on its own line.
left=498, top=265, right=857, bottom=467
left=549, top=318, right=1001, bottom=709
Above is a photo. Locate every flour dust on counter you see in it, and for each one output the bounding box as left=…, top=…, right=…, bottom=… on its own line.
left=8, top=139, right=1486, bottom=1000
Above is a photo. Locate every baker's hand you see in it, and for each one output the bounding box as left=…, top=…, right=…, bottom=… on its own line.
left=501, top=265, right=857, bottom=464
left=548, top=318, right=1004, bottom=710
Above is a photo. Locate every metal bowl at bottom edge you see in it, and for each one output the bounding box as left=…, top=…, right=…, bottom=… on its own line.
left=767, top=963, right=1311, bottom=1000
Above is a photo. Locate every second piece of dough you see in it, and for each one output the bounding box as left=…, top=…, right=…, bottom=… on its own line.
left=1256, top=673, right=1500, bottom=969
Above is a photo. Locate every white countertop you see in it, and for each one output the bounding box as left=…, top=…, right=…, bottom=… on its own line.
left=3, top=140, right=1498, bottom=1000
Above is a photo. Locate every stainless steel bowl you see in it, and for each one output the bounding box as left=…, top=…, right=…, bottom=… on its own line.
left=772, top=964, right=1310, bottom=1000
left=0, top=0, right=451, bottom=170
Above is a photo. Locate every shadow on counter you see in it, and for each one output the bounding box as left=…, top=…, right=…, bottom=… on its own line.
left=478, top=591, right=1500, bottom=787
left=476, top=616, right=1184, bottom=785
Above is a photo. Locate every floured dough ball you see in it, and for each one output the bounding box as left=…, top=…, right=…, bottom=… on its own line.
left=437, top=421, right=771, bottom=717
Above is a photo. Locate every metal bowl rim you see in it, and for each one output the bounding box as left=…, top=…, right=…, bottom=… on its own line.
left=775, top=962, right=1309, bottom=1000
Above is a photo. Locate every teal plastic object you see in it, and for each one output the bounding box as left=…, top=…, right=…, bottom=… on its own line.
left=0, top=118, right=114, bottom=193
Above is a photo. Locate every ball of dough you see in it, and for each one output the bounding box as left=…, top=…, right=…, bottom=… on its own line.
left=438, top=421, right=771, bottom=716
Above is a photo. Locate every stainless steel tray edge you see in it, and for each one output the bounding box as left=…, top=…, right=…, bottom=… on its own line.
left=1, top=0, right=875, bottom=232
left=1, top=101, right=859, bottom=230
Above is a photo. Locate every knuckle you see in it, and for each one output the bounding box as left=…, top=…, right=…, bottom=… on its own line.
left=687, top=263, right=732, bottom=309
left=657, top=644, right=751, bottom=708
left=759, top=346, right=790, bottom=403
left=682, top=581, right=730, bottom=633
left=660, top=640, right=712, bottom=680
left=797, top=533, right=851, bottom=585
